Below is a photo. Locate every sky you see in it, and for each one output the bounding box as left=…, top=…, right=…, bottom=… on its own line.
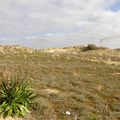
left=0, top=0, right=120, bottom=48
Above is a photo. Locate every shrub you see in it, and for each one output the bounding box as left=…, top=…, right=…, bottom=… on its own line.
left=0, top=79, right=36, bottom=117
left=83, top=44, right=98, bottom=51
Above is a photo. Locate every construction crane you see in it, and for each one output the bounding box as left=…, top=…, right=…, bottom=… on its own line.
left=100, top=35, right=120, bottom=47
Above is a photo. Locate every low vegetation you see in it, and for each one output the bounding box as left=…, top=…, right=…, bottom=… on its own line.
left=83, top=44, right=98, bottom=51
left=0, top=44, right=119, bottom=120
left=0, top=78, right=36, bottom=118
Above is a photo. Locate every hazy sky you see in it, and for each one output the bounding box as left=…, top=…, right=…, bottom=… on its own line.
left=0, top=0, right=120, bottom=48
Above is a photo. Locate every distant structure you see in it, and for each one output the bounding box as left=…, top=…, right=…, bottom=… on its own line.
left=100, top=35, right=120, bottom=47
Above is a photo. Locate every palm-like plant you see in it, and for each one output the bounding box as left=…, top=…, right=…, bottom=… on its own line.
left=0, top=80, right=36, bottom=117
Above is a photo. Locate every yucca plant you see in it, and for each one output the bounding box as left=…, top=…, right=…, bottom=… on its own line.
left=0, top=79, right=36, bottom=117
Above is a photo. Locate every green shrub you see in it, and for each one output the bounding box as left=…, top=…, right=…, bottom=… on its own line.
left=83, top=44, right=98, bottom=51
left=0, top=79, right=36, bottom=117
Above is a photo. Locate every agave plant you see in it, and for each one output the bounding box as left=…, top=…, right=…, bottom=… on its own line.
left=0, top=80, right=36, bottom=117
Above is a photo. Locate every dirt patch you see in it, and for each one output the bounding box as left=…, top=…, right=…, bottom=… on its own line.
left=112, top=73, right=120, bottom=76
left=43, top=88, right=61, bottom=94
left=105, top=61, right=120, bottom=65
left=43, top=48, right=67, bottom=53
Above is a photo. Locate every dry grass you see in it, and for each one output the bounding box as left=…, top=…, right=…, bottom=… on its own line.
left=0, top=117, right=23, bottom=120
left=0, top=45, right=119, bottom=120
